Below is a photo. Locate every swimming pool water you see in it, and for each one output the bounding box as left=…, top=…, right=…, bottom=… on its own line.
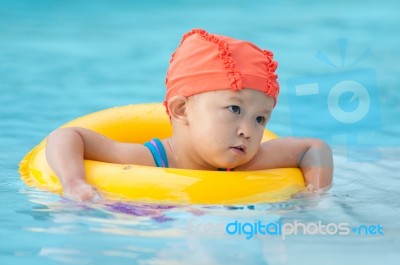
left=1, top=0, right=400, bottom=264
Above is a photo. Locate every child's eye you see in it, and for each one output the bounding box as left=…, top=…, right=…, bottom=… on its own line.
left=256, top=116, right=266, bottom=124
left=228, top=105, right=241, bottom=114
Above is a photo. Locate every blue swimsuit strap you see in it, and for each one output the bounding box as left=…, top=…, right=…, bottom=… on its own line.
left=144, top=138, right=169, bottom=168
left=144, top=138, right=232, bottom=171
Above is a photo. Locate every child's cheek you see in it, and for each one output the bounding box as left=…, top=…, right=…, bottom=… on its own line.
left=214, top=110, right=235, bottom=125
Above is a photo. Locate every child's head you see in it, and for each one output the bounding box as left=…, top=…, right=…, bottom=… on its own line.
left=164, top=29, right=279, bottom=169
left=164, top=28, right=279, bottom=112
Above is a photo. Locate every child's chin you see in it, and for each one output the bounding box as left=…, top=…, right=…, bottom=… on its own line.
left=213, top=161, right=241, bottom=170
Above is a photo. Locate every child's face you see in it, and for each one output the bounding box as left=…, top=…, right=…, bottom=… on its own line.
left=185, top=88, right=274, bottom=169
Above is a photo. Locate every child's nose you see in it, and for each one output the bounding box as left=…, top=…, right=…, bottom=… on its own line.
left=237, top=120, right=252, bottom=139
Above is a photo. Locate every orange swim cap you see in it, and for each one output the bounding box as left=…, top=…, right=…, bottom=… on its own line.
left=164, top=28, right=279, bottom=113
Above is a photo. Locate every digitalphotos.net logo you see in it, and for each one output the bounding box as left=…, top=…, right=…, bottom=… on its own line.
left=286, top=39, right=381, bottom=162
left=187, top=219, right=384, bottom=240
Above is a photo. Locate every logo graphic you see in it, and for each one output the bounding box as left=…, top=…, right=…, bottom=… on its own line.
left=287, top=39, right=381, bottom=161
left=187, top=219, right=384, bottom=240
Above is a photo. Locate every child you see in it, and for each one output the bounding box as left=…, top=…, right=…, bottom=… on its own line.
left=45, top=29, right=333, bottom=202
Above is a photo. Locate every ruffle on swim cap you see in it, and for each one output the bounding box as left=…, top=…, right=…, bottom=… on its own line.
left=164, top=28, right=279, bottom=113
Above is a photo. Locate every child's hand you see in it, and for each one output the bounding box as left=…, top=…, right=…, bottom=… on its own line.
left=237, top=137, right=333, bottom=191
left=63, top=182, right=102, bottom=203
left=46, top=127, right=152, bottom=203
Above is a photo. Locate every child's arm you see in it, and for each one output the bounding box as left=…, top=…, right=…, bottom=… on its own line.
left=45, top=127, right=155, bottom=201
left=237, top=138, right=333, bottom=191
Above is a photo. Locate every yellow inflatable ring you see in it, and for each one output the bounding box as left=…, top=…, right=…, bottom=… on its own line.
left=19, top=103, right=305, bottom=205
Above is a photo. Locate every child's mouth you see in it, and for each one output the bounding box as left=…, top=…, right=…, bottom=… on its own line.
left=230, top=145, right=246, bottom=155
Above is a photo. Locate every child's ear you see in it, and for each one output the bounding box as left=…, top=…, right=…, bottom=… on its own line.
left=167, top=96, right=189, bottom=125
